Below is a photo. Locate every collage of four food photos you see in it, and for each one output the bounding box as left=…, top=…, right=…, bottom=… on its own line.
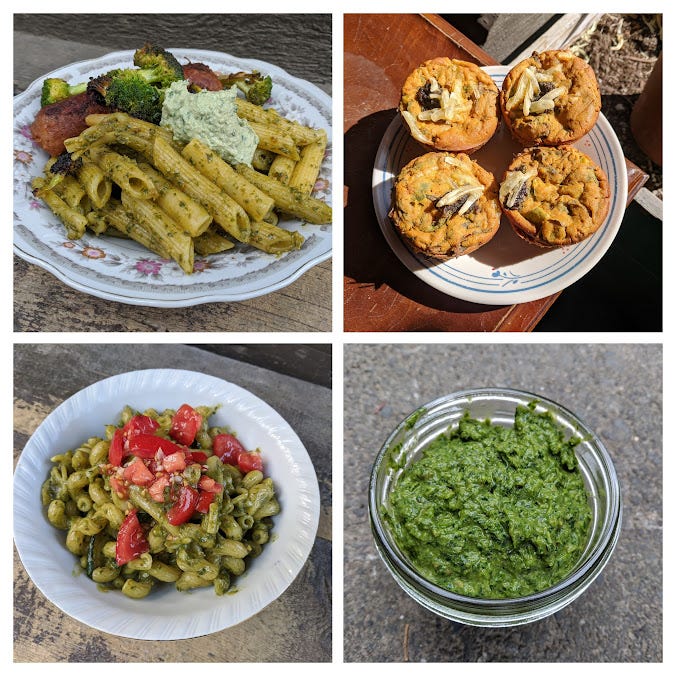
left=13, top=11, right=663, bottom=665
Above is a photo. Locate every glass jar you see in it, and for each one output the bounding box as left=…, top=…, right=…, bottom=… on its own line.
left=368, top=388, right=622, bottom=627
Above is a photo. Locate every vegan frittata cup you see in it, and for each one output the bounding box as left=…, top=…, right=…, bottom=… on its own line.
left=399, top=57, right=499, bottom=153
left=389, top=151, right=501, bottom=259
left=499, top=146, right=610, bottom=247
left=500, top=50, right=601, bottom=146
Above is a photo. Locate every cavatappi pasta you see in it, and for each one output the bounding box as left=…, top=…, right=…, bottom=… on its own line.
left=41, top=404, right=279, bottom=599
left=32, top=98, right=331, bottom=274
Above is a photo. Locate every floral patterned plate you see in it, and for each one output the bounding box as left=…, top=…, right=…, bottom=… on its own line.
left=14, top=49, right=332, bottom=307
left=372, top=66, right=627, bottom=305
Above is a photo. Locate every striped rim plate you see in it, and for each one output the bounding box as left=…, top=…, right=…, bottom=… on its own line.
left=372, top=66, right=627, bottom=305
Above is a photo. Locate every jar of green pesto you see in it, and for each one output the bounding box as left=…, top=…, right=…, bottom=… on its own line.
left=369, top=388, right=622, bottom=627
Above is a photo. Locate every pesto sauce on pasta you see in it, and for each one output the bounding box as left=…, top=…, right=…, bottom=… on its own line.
left=384, top=404, right=592, bottom=599
left=41, top=404, right=279, bottom=599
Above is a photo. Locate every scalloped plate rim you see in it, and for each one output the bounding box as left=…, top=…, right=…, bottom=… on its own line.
left=13, top=49, right=332, bottom=307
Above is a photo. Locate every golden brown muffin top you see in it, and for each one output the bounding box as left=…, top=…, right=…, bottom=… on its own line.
left=499, top=146, right=610, bottom=246
left=500, top=50, right=601, bottom=146
left=389, top=152, right=501, bottom=258
left=399, top=58, right=499, bottom=152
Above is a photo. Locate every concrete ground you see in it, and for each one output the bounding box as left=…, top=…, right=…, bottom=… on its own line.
left=343, top=343, right=662, bottom=662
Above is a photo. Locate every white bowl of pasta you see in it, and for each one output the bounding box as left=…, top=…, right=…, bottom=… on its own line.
left=13, top=369, right=320, bottom=640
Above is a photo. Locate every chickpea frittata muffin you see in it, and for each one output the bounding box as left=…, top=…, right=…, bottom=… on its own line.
left=389, top=152, right=501, bottom=259
left=499, top=146, right=610, bottom=247
left=500, top=50, right=601, bottom=146
left=399, top=57, right=499, bottom=153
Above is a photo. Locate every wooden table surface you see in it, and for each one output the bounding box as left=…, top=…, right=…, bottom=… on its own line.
left=343, top=13, right=648, bottom=332
left=13, top=343, right=332, bottom=662
left=13, top=14, right=332, bottom=333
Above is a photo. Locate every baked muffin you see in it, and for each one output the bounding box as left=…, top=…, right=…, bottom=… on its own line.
left=389, top=151, right=501, bottom=259
left=499, top=146, right=610, bottom=247
left=399, top=57, right=499, bottom=153
left=500, top=50, right=601, bottom=146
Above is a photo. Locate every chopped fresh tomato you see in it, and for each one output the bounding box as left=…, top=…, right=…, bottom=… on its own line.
left=148, top=474, right=171, bottom=502
left=108, top=428, right=125, bottom=466
left=166, top=485, right=200, bottom=525
left=195, top=490, right=215, bottom=513
left=129, top=434, right=183, bottom=459
left=109, top=475, right=128, bottom=499
left=185, top=450, right=209, bottom=465
left=170, top=404, right=203, bottom=446
left=123, top=415, right=159, bottom=440
left=212, top=433, right=246, bottom=466
left=116, top=509, right=149, bottom=565
left=122, top=457, right=155, bottom=486
left=198, top=475, right=223, bottom=493
left=238, top=451, right=263, bottom=473
left=163, top=451, right=187, bottom=473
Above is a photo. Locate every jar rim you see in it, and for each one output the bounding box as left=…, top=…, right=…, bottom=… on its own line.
left=369, top=387, right=622, bottom=613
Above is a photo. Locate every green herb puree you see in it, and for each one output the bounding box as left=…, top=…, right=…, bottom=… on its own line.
left=385, top=404, right=592, bottom=599
left=160, top=81, right=258, bottom=166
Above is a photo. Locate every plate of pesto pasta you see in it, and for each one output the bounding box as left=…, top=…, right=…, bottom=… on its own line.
left=13, top=48, right=332, bottom=306
left=13, top=369, right=320, bottom=640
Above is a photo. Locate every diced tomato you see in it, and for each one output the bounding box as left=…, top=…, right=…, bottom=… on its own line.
left=163, top=451, right=187, bottom=473
left=116, top=509, right=149, bottom=565
left=123, top=415, right=159, bottom=440
left=170, top=404, right=203, bottom=446
left=109, top=475, right=128, bottom=499
left=195, top=490, right=215, bottom=513
left=185, top=450, right=209, bottom=465
left=148, top=474, right=171, bottom=502
left=198, top=475, right=223, bottom=493
left=108, top=428, right=126, bottom=466
left=212, top=433, right=246, bottom=466
left=166, top=485, right=200, bottom=525
left=129, top=434, right=183, bottom=459
left=238, top=451, right=263, bottom=473
left=122, top=457, right=155, bottom=486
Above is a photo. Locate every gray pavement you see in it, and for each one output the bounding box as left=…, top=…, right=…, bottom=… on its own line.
left=344, top=343, right=662, bottom=662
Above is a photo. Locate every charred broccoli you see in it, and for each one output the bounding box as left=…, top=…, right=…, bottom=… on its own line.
left=219, top=71, right=272, bottom=105
left=40, top=44, right=185, bottom=122
left=87, top=69, right=166, bottom=123
left=33, top=151, right=83, bottom=195
left=132, top=43, right=185, bottom=88
left=40, top=78, right=88, bottom=107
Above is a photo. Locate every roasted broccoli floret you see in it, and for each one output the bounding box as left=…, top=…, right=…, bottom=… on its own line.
left=40, top=45, right=184, bottom=121
left=33, top=151, right=83, bottom=195
left=219, top=71, right=273, bottom=105
left=40, top=78, right=88, bottom=107
left=87, top=69, right=165, bottom=123
left=133, top=43, right=185, bottom=88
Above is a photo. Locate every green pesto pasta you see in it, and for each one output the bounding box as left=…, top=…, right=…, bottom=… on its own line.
left=41, top=404, right=278, bottom=599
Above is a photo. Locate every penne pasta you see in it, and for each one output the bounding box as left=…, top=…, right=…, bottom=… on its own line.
left=236, top=164, right=332, bottom=224
left=138, top=161, right=212, bottom=237
left=289, top=130, right=327, bottom=195
left=268, top=155, right=297, bottom=185
left=151, top=136, right=251, bottom=243
left=248, top=121, right=300, bottom=161
left=32, top=177, right=87, bottom=239
left=86, top=145, right=158, bottom=200
left=120, top=191, right=194, bottom=273
left=235, top=99, right=326, bottom=146
left=181, top=138, right=275, bottom=222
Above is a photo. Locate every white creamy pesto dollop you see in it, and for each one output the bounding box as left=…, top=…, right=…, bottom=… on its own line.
left=160, top=81, right=259, bottom=166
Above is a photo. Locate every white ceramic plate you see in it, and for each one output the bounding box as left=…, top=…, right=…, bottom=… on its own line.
left=13, top=369, right=320, bottom=640
left=14, top=50, right=332, bottom=307
left=372, top=65, right=627, bottom=305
